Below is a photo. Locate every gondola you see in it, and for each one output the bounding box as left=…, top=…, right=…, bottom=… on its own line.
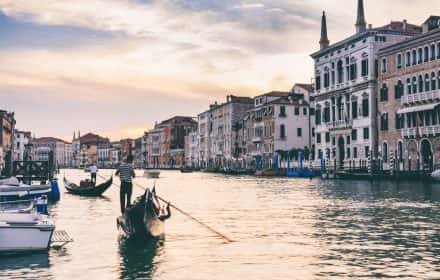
left=117, top=188, right=170, bottom=239
left=180, top=167, right=193, bottom=173
left=63, top=176, right=113, bottom=196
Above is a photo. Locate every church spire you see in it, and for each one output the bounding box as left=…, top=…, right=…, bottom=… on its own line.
left=319, top=11, right=330, bottom=50
left=355, top=0, right=367, bottom=33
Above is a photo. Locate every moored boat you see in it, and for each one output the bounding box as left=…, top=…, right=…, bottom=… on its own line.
left=180, top=167, right=194, bottom=173
left=0, top=177, right=60, bottom=202
left=431, top=169, right=440, bottom=181
left=117, top=188, right=170, bottom=239
left=0, top=212, right=55, bottom=253
left=63, top=177, right=113, bottom=196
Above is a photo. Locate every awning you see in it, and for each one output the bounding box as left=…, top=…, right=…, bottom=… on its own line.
left=397, top=103, right=440, bottom=114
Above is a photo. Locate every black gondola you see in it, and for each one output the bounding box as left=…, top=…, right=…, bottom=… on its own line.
left=117, top=188, right=170, bottom=239
left=63, top=176, right=113, bottom=196
left=180, top=167, right=194, bottom=173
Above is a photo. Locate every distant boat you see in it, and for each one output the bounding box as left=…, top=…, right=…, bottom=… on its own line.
left=180, top=167, right=194, bottom=173
left=117, top=188, right=170, bottom=239
left=431, top=169, right=440, bottom=181
left=63, top=177, right=113, bottom=196
left=255, top=169, right=277, bottom=176
left=144, top=170, right=160, bottom=179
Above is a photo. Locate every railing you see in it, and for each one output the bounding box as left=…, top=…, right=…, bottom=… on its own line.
left=326, top=119, right=353, bottom=130
left=252, top=136, right=262, bottom=143
left=419, top=125, right=440, bottom=136
left=402, top=89, right=440, bottom=105
left=401, top=128, right=417, bottom=138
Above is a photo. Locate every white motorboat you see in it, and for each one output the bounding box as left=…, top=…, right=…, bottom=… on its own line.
left=144, top=170, right=160, bottom=179
left=431, top=169, right=440, bottom=181
left=0, top=213, right=55, bottom=252
left=0, top=177, right=59, bottom=202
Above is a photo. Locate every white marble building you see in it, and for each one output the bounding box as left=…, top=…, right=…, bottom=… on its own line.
left=311, top=0, right=421, bottom=169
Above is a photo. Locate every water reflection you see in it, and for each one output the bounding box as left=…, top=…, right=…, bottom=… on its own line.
left=0, top=252, right=51, bottom=279
left=118, top=237, right=163, bottom=280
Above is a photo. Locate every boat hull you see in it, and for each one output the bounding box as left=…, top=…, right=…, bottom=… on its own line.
left=0, top=185, right=54, bottom=202
left=0, top=218, right=54, bottom=252
left=64, top=177, right=113, bottom=196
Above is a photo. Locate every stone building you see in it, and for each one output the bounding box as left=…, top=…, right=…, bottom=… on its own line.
left=14, top=130, right=32, bottom=161
left=0, top=110, right=15, bottom=174
left=311, top=0, right=421, bottom=169
left=32, top=137, right=72, bottom=168
left=197, top=95, right=253, bottom=169
left=377, top=16, right=440, bottom=171
left=184, top=127, right=198, bottom=168
left=75, top=133, right=110, bottom=168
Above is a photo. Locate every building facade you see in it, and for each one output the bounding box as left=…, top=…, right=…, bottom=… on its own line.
left=377, top=16, right=440, bottom=171
left=0, top=110, right=15, bottom=174
left=184, top=128, right=199, bottom=167
left=197, top=95, right=253, bottom=169
left=311, top=0, right=421, bottom=169
left=32, top=137, right=72, bottom=168
left=76, top=133, right=110, bottom=167
left=14, top=130, right=32, bottom=161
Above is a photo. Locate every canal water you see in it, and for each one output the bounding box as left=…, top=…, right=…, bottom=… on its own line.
left=2, top=170, right=440, bottom=279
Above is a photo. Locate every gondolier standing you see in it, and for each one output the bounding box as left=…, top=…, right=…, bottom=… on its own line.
left=90, top=163, right=98, bottom=185
left=115, top=155, right=136, bottom=214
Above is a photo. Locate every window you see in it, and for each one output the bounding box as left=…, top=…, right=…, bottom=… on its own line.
left=412, top=76, right=417, bottom=93
left=380, top=84, right=388, bottom=101
left=361, top=59, right=369, bottom=76
left=412, top=49, right=417, bottom=65
left=406, top=51, right=411, bottom=67
left=279, top=106, right=286, bottom=117
left=363, top=127, right=369, bottom=139
left=324, top=72, right=330, bottom=88
left=418, top=48, right=423, bottom=64
left=365, top=146, right=370, bottom=158
left=424, top=46, right=429, bottom=62
left=432, top=72, right=437, bottom=90
left=362, top=98, right=369, bottom=117
left=352, top=101, right=358, bottom=119
left=418, top=75, right=423, bottom=92
left=280, top=124, right=286, bottom=139
left=353, top=147, right=358, bottom=159
left=380, top=113, right=389, bottom=131
left=395, top=113, right=404, bottom=129
left=397, top=53, right=402, bottom=69
left=316, top=76, right=321, bottom=90
left=407, top=78, right=412, bottom=94
left=303, top=108, right=307, bottom=115
left=294, top=107, right=300, bottom=115
left=351, top=129, right=357, bottom=141
left=337, top=60, right=344, bottom=83
left=323, top=107, right=330, bottom=123
left=350, top=62, right=357, bottom=80
left=325, top=132, right=330, bottom=143
left=431, top=44, right=436, bottom=61
left=316, top=108, right=321, bottom=125
left=317, top=133, right=321, bottom=143
left=297, top=128, right=302, bottom=137
left=395, top=80, right=403, bottom=99
left=438, top=43, right=440, bottom=59
left=425, top=73, right=430, bottom=92
left=381, top=58, right=387, bottom=73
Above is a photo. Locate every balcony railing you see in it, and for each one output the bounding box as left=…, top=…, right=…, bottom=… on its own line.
left=252, top=136, right=262, bottom=143
left=401, top=125, right=440, bottom=138
left=402, top=89, right=440, bottom=105
left=326, top=119, right=353, bottom=130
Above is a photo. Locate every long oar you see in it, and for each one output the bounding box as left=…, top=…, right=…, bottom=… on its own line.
left=99, top=173, right=234, bottom=243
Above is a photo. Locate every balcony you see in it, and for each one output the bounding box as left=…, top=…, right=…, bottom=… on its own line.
left=401, top=125, right=440, bottom=138
left=326, top=119, right=353, bottom=130
left=402, top=89, right=440, bottom=105
left=252, top=136, right=263, bottom=143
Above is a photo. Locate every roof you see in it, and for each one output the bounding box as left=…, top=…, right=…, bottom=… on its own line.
left=256, top=91, right=290, bottom=98
left=158, top=116, right=197, bottom=126
left=78, top=133, right=109, bottom=144
left=33, top=137, right=71, bottom=144
left=293, top=83, right=314, bottom=92
left=311, top=21, right=421, bottom=58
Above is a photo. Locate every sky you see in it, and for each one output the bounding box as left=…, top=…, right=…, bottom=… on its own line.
left=0, top=0, right=439, bottom=141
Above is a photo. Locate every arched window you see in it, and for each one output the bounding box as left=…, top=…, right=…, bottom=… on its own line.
left=418, top=48, right=423, bottom=64
left=432, top=72, right=437, bottom=90
left=407, top=78, right=412, bottom=95
left=424, top=46, right=429, bottom=62
left=419, top=75, right=424, bottom=92
left=383, top=142, right=388, bottom=162
left=437, top=43, right=440, bottom=59
left=406, top=51, right=411, bottom=67
left=425, top=73, right=430, bottom=91
left=412, top=76, right=418, bottom=93
left=412, top=49, right=417, bottom=65
left=337, top=60, right=344, bottom=84
left=395, top=80, right=404, bottom=99
left=398, top=142, right=403, bottom=161
left=431, top=44, right=436, bottom=61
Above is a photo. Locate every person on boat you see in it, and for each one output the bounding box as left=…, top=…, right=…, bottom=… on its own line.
left=90, top=163, right=98, bottom=185
left=158, top=203, right=171, bottom=221
left=115, top=155, right=135, bottom=214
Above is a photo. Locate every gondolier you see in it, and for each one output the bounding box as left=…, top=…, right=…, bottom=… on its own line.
left=115, top=155, right=136, bottom=214
left=90, top=163, right=98, bottom=185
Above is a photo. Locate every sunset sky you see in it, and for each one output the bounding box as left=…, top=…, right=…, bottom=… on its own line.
left=1, top=0, right=438, bottom=140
